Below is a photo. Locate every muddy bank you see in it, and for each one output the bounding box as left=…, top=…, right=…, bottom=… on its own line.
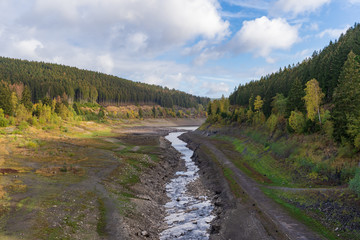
left=110, top=130, right=185, bottom=239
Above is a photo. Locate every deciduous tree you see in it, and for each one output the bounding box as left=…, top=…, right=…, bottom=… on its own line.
left=303, top=79, right=324, bottom=123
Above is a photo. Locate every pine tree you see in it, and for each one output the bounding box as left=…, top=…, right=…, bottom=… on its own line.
left=0, top=81, right=12, bottom=115
left=332, top=51, right=360, bottom=142
left=286, top=78, right=305, bottom=115
left=21, top=85, right=33, bottom=111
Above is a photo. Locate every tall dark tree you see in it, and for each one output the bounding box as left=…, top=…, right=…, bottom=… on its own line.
left=286, top=78, right=305, bottom=115
left=0, top=81, right=12, bottom=115
left=332, top=51, right=360, bottom=142
left=21, top=85, right=33, bottom=110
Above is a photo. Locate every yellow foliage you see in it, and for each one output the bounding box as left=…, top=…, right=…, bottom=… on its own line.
left=303, top=79, right=324, bottom=122
left=254, top=95, right=263, bottom=112
left=289, top=111, right=305, bottom=133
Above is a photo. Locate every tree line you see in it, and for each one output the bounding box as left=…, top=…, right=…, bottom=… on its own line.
left=223, top=23, right=360, bottom=148
left=0, top=57, right=209, bottom=108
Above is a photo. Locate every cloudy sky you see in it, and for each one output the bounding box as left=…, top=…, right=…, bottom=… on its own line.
left=0, top=0, right=359, bottom=98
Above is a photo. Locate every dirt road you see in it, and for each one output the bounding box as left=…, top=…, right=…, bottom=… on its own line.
left=182, top=131, right=323, bottom=240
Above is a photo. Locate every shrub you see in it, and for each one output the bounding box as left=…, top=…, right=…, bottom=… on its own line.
left=349, top=168, right=360, bottom=197
left=266, top=114, right=278, bottom=133
left=355, top=134, right=360, bottom=151
left=0, top=109, right=8, bottom=127
left=0, top=117, right=8, bottom=127
left=8, top=116, right=15, bottom=126
left=25, top=141, right=38, bottom=149
left=323, top=120, right=334, bottom=139
left=18, top=121, right=29, bottom=130
left=289, top=111, right=305, bottom=133
left=253, top=112, right=266, bottom=126
left=28, top=116, right=38, bottom=127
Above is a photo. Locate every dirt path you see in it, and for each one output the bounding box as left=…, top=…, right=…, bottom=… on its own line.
left=184, top=131, right=323, bottom=240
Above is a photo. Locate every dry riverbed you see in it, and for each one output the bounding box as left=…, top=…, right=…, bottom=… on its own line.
left=0, top=119, right=204, bottom=240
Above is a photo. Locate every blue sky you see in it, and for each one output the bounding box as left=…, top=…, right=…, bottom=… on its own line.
left=0, top=0, right=359, bottom=98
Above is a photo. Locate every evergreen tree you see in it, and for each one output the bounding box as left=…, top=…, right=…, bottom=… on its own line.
left=0, top=81, right=12, bottom=115
left=332, top=51, right=360, bottom=142
left=286, top=78, right=305, bottom=115
left=21, top=85, right=33, bottom=111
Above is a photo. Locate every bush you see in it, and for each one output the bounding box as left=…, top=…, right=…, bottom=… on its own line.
left=323, top=120, right=334, bottom=139
left=28, top=116, right=39, bottom=127
left=0, top=117, right=8, bottom=127
left=289, top=111, right=305, bottom=133
left=349, top=168, right=360, bottom=197
left=266, top=114, right=278, bottom=133
left=18, top=121, right=29, bottom=130
left=253, top=112, right=266, bottom=126
left=355, top=134, right=360, bottom=151
left=8, top=116, right=15, bottom=126
left=25, top=141, right=39, bottom=149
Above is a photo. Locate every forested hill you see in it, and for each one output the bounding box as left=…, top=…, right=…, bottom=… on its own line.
left=229, top=23, right=360, bottom=117
left=0, top=57, right=209, bottom=108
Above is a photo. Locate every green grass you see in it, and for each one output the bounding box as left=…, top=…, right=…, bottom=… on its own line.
left=223, top=167, right=243, bottom=198
left=97, top=198, right=107, bottom=236
left=212, top=135, right=297, bottom=187
left=201, top=145, right=246, bottom=200
left=262, top=188, right=338, bottom=240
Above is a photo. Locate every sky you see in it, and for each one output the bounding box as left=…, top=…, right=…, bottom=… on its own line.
left=0, top=0, right=359, bottom=98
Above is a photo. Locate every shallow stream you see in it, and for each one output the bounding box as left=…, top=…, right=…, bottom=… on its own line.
left=160, top=127, right=215, bottom=240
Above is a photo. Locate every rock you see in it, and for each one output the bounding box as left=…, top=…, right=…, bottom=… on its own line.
left=141, top=230, right=149, bottom=237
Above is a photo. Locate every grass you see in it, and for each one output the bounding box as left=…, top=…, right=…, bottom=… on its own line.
left=212, top=135, right=297, bottom=187
left=262, top=188, right=338, bottom=240
left=97, top=197, right=107, bottom=236
left=223, top=167, right=243, bottom=198
left=200, top=145, right=246, bottom=200
left=0, top=118, right=169, bottom=238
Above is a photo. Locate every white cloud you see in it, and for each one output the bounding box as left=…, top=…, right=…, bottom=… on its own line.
left=193, top=48, right=224, bottom=66
left=309, top=23, right=319, bottom=31
left=317, top=25, right=350, bottom=39
left=0, top=0, right=231, bottom=99
left=202, top=82, right=230, bottom=96
left=97, top=54, right=114, bottom=74
left=222, top=0, right=269, bottom=10
left=26, top=0, right=229, bottom=53
left=273, top=0, right=330, bottom=16
left=348, top=0, right=360, bottom=4
left=228, top=16, right=299, bottom=62
left=14, top=39, right=44, bottom=58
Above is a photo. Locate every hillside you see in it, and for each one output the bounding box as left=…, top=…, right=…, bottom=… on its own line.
left=0, top=57, right=209, bottom=108
left=202, top=23, right=360, bottom=240
left=229, top=23, right=360, bottom=117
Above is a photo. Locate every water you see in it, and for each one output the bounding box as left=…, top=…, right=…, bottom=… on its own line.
left=160, top=127, right=215, bottom=240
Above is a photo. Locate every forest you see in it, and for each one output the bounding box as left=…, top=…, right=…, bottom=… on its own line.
left=206, top=23, right=360, bottom=197
left=219, top=23, right=360, bottom=147
left=0, top=57, right=209, bottom=108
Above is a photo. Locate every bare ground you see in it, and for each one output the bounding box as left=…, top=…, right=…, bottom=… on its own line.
left=0, top=121, right=195, bottom=240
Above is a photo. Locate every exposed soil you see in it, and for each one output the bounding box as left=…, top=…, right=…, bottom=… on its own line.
left=0, top=120, right=200, bottom=240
